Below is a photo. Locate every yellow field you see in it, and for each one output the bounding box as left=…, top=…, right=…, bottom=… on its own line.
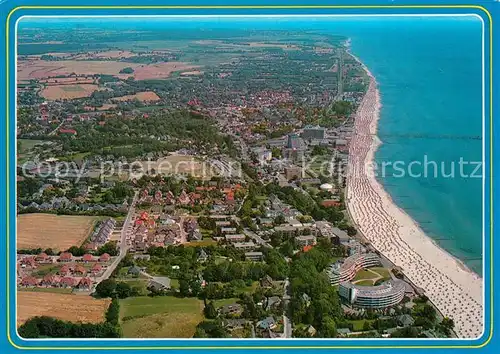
left=40, top=84, right=100, bottom=100
left=17, top=214, right=97, bottom=250
left=17, top=292, right=111, bottom=327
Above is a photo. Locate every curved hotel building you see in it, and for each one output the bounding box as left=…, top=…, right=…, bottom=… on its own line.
left=339, top=280, right=406, bottom=309
left=326, top=252, right=381, bottom=286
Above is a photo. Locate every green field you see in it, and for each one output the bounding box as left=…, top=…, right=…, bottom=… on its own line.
left=19, top=287, right=73, bottom=294
left=184, top=239, right=217, bottom=247
left=370, top=267, right=392, bottom=280
left=213, top=297, right=241, bottom=308
left=353, top=267, right=392, bottom=286
left=353, top=269, right=379, bottom=282
left=347, top=319, right=375, bottom=331
left=119, top=296, right=204, bottom=338
left=354, top=280, right=376, bottom=286
left=18, top=139, right=45, bottom=153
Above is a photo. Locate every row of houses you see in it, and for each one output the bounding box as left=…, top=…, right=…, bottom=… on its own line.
left=19, top=275, right=94, bottom=291
left=19, top=252, right=111, bottom=268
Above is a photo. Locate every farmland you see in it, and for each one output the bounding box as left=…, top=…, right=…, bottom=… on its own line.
left=17, top=59, right=200, bottom=81
left=112, top=91, right=160, bottom=102
left=40, top=84, right=100, bottom=100
left=17, top=292, right=111, bottom=326
left=17, top=214, right=97, bottom=250
left=119, top=296, right=204, bottom=338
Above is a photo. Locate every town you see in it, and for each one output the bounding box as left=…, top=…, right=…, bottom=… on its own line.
left=16, top=23, right=455, bottom=340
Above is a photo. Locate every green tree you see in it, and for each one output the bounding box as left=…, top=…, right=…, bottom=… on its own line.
left=105, top=298, right=120, bottom=325
left=115, top=282, right=132, bottom=299
left=204, top=301, right=218, bottom=319
left=95, top=279, right=117, bottom=298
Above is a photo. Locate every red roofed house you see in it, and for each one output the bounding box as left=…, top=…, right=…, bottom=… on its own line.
left=85, top=242, right=97, bottom=251
left=20, top=257, right=37, bottom=269
left=60, top=277, right=77, bottom=288
left=20, top=276, right=39, bottom=287
left=81, top=254, right=94, bottom=263
left=35, top=252, right=52, bottom=264
left=91, top=264, right=103, bottom=275
left=98, top=253, right=111, bottom=263
left=321, top=200, right=342, bottom=208
left=77, top=277, right=93, bottom=290
left=58, top=252, right=73, bottom=262
left=41, top=274, right=59, bottom=287
left=59, top=264, right=70, bottom=276
left=302, top=245, right=314, bottom=253
left=73, top=264, right=87, bottom=276
left=59, top=128, right=78, bottom=135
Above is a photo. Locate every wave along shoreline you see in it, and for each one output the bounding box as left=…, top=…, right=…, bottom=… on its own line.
left=345, top=53, right=483, bottom=339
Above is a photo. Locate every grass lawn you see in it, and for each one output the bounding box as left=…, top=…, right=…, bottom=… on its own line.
left=119, top=296, right=204, bottom=338
left=348, top=319, right=375, bottom=331
left=213, top=297, right=240, bottom=307
left=353, top=269, right=379, bottom=281
left=19, top=287, right=73, bottom=294
left=354, top=279, right=375, bottom=286
left=18, top=139, right=45, bottom=153
left=370, top=267, right=392, bottom=280
left=31, top=264, right=61, bottom=277
left=236, top=281, right=259, bottom=294
left=116, top=279, right=149, bottom=295
left=170, top=278, right=180, bottom=289
left=184, top=239, right=217, bottom=247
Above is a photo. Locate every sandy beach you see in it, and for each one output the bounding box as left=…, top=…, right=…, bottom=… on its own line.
left=346, top=64, right=483, bottom=338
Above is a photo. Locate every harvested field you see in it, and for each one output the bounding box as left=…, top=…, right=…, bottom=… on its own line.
left=129, top=62, right=200, bottom=80
left=180, top=70, right=204, bottom=76
left=18, top=59, right=199, bottom=81
left=39, top=77, right=96, bottom=85
left=17, top=214, right=97, bottom=250
left=17, top=292, right=110, bottom=326
left=112, top=91, right=160, bottom=102
left=17, top=60, right=138, bottom=80
left=73, top=50, right=135, bottom=60
left=40, top=84, right=100, bottom=100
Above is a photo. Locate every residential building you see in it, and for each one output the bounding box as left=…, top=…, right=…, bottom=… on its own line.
left=233, top=242, right=256, bottom=251
left=225, top=234, right=246, bottom=243
left=296, top=235, right=317, bottom=247
left=148, top=277, right=171, bottom=291
left=245, top=251, right=264, bottom=261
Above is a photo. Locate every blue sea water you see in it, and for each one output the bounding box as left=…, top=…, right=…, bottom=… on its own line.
left=19, top=16, right=483, bottom=275
left=337, top=17, right=483, bottom=275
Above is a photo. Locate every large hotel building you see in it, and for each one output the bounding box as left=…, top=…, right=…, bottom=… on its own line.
left=339, top=280, right=406, bottom=309
left=326, top=252, right=381, bottom=286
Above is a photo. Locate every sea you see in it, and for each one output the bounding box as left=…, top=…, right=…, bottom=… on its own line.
left=19, top=16, right=483, bottom=275
left=335, top=17, right=483, bottom=275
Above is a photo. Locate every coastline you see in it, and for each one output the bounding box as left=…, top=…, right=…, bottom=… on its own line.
left=345, top=55, right=483, bottom=338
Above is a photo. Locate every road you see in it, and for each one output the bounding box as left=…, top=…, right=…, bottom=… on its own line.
left=48, top=120, right=65, bottom=136
left=283, top=278, right=292, bottom=338
left=243, top=228, right=273, bottom=249
left=94, top=191, right=138, bottom=285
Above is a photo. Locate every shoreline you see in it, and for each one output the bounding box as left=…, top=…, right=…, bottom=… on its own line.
left=345, top=54, right=483, bottom=338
